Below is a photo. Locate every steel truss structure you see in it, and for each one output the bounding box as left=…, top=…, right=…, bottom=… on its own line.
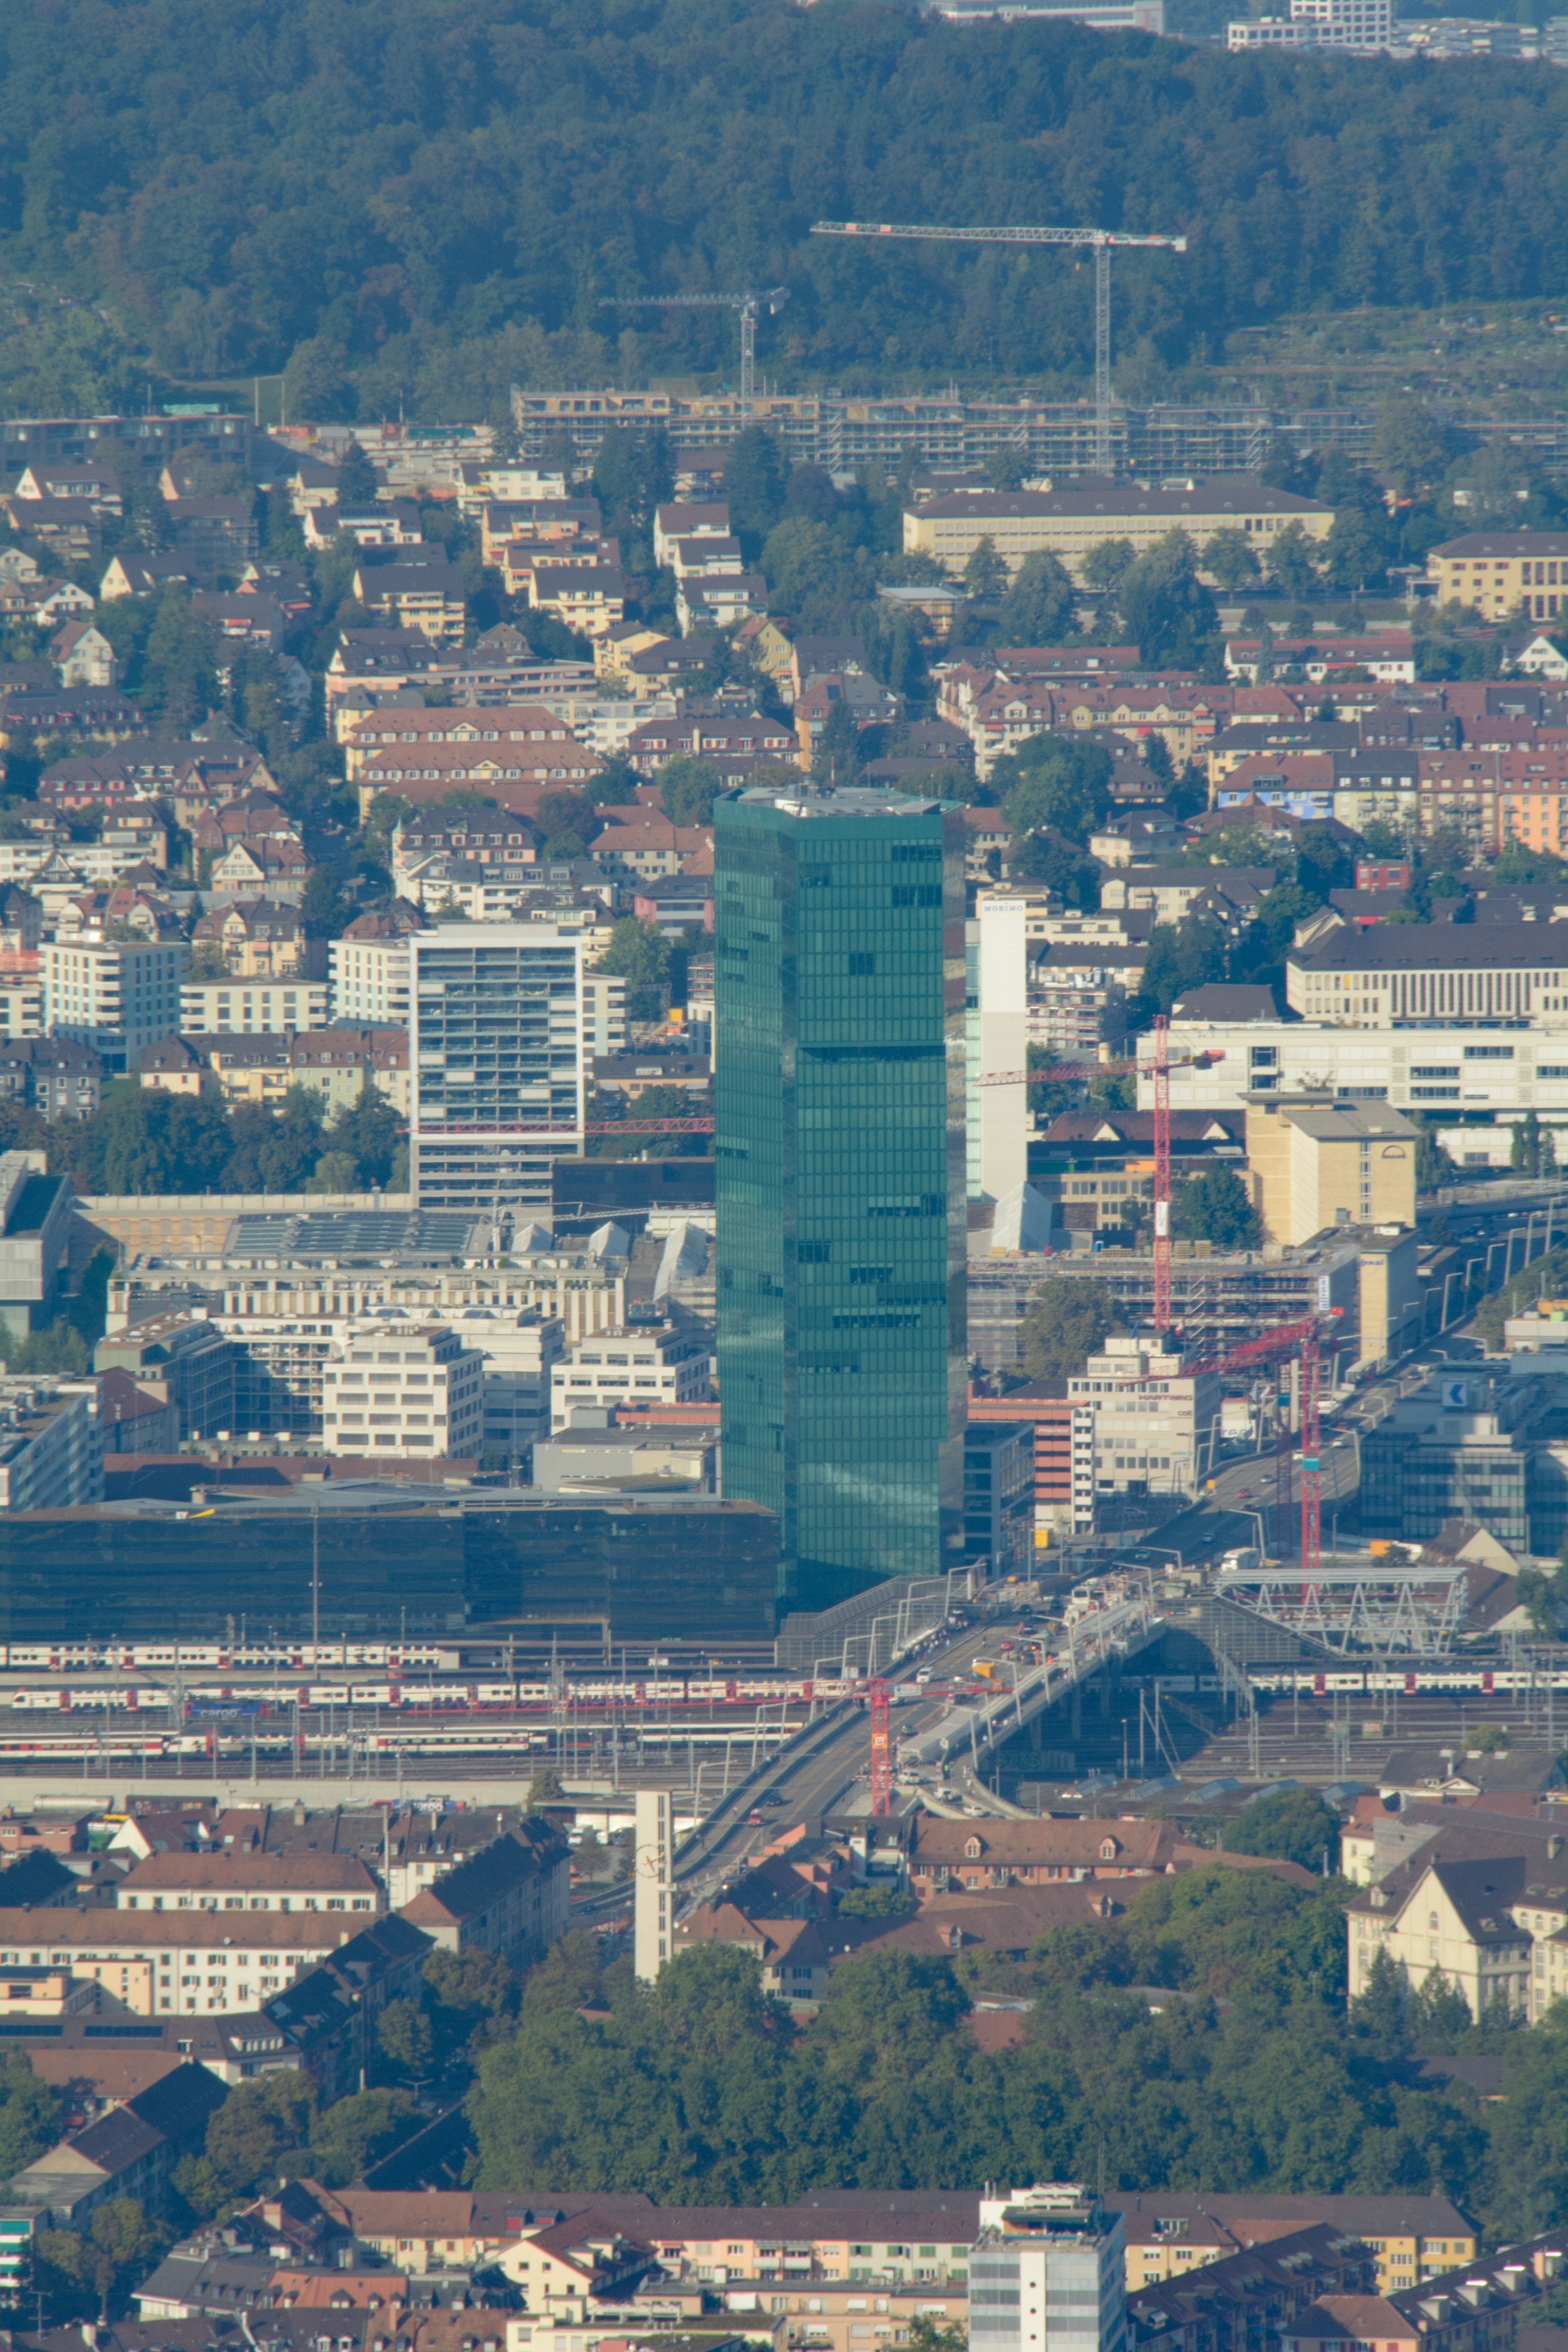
left=1213, top=1561, right=1470, bottom=1655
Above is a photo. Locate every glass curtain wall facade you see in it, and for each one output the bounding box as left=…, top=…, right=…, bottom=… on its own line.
left=409, top=925, right=584, bottom=1216
left=715, top=789, right=967, bottom=1611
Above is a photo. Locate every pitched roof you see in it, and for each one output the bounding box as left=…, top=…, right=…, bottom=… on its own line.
left=1171, top=983, right=1279, bottom=1022
left=118, top=1850, right=380, bottom=1893
left=399, top=1828, right=559, bottom=1926
left=909, top=1816, right=1176, bottom=1867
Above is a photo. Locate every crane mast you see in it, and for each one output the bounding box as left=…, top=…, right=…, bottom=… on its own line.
left=599, top=286, right=789, bottom=408
left=811, top=220, right=1186, bottom=476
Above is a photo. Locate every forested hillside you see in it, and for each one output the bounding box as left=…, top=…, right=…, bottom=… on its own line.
left=5, top=0, right=1568, bottom=419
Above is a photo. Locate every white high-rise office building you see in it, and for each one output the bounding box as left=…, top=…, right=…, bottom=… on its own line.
left=409, top=923, right=586, bottom=1215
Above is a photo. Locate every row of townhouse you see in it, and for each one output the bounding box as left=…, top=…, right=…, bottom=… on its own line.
left=140, top=1025, right=410, bottom=1115
left=0, top=1820, right=568, bottom=2023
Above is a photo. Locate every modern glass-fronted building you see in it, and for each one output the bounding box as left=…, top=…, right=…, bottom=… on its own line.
left=715, top=787, right=967, bottom=1611
left=409, top=924, right=585, bottom=1215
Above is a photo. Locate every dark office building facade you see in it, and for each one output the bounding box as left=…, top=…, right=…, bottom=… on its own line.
left=715, top=788, right=967, bottom=1612
left=0, top=1494, right=778, bottom=1642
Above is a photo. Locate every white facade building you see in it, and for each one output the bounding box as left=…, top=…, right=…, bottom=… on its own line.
left=44, top=940, right=189, bottom=1073
left=0, top=1379, right=103, bottom=1511
left=320, top=1322, right=486, bottom=1459
left=634, top=1789, right=675, bottom=1981
left=329, top=933, right=411, bottom=1028
left=180, top=980, right=329, bottom=1035
left=1229, top=0, right=1389, bottom=43
left=970, top=2187, right=1128, bottom=2352
left=1143, top=1011, right=1568, bottom=1168
left=549, top=1324, right=711, bottom=1431
left=444, top=1305, right=565, bottom=1461
left=581, top=971, right=627, bottom=1058
left=968, top=895, right=1029, bottom=1204
left=1068, top=1333, right=1220, bottom=1498
left=409, top=923, right=587, bottom=1215
left=0, top=977, right=43, bottom=1040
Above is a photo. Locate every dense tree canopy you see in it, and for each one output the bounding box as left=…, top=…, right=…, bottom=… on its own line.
left=8, top=0, right=1568, bottom=413
left=464, top=1865, right=1566, bottom=2233
left=1018, top=1275, right=1116, bottom=1381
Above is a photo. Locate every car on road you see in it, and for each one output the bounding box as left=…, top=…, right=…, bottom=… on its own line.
left=747, top=1808, right=764, bottom=1826
left=757, top=1788, right=787, bottom=1807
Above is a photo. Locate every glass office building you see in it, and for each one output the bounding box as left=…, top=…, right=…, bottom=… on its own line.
left=715, top=787, right=967, bottom=1611
left=409, top=925, right=584, bottom=1215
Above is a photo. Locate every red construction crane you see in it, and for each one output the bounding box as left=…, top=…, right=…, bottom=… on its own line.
left=584, top=1118, right=715, bottom=1135
left=1182, top=1312, right=1340, bottom=1583
left=981, top=1043, right=1221, bottom=1338
left=868, top=1679, right=892, bottom=1816
left=1152, top=1015, right=1172, bottom=1335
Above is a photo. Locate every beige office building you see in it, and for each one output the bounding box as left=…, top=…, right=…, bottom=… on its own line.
left=1244, top=1096, right=1417, bottom=1245
left=904, top=476, right=1331, bottom=583
left=1426, top=532, right=1568, bottom=623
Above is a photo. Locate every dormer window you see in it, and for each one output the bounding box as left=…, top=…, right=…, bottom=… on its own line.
left=964, top=1838, right=982, bottom=1860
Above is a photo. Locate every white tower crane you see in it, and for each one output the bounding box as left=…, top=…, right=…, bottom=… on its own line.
left=599, top=286, right=790, bottom=410
left=810, top=220, right=1186, bottom=477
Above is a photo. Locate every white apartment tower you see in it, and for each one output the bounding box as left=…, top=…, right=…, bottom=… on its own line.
left=330, top=929, right=412, bottom=1027
left=409, top=923, right=586, bottom=1215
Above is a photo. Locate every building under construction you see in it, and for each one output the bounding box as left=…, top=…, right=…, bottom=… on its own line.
left=509, top=385, right=1568, bottom=479
left=965, top=1234, right=1371, bottom=1374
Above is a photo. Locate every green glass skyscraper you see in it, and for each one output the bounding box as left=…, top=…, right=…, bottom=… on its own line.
left=715, top=786, right=967, bottom=1612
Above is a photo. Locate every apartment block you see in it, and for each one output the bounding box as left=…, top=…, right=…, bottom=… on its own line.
left=0, top=1909, right=353, bottom=2016
left=43, top=938, right=189, bottom=1073
left=581, top=971, right=627, bottom=1057
left=328, top=927, right=413, bottom=1027
left=409, top=923, right=586, bottom=1215
left=115, top=1851, right=385, bottom=1915
left=1109, top=2193, right=1475, bottom=2298
left=179, top=980, right=328, bottom=1034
